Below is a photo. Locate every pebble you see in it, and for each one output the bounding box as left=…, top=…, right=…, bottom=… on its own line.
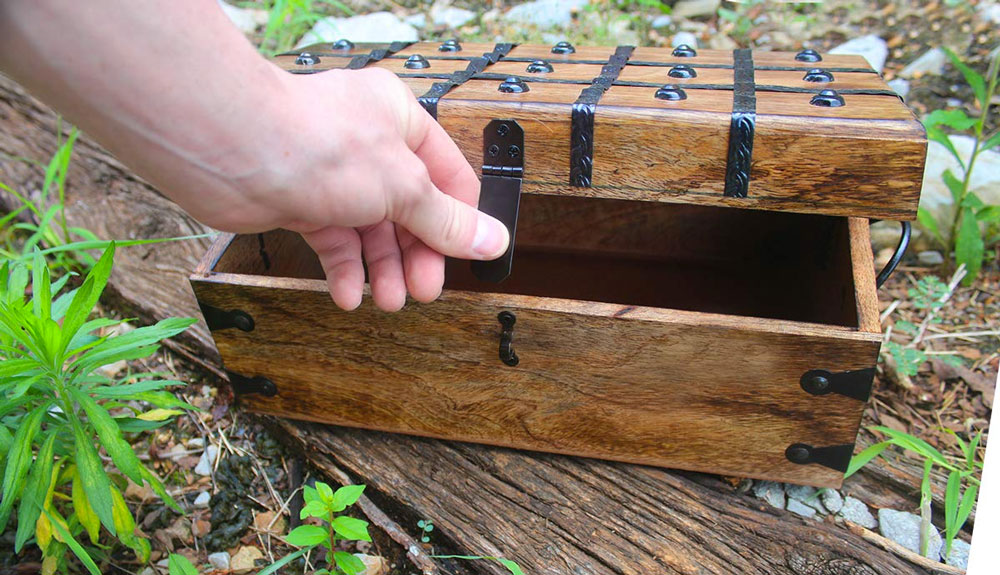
left=981, top=2, right=1000, bottom=24
left=405, top=13, right=427, bottom=28
left=820, top=489, right=844, bottom=514
left=297, top=12, right=419, bottom=47
left=193, top=491, right=212, bottom=508
left=186, top=437, right=205, bottom=449
left=650, top=14, right=673, bottom=28
left=231, top=546, right=264, bottom=573
left=829, top=35, right=889, bottom=73
left=917, top=250, right=945, bottom=266
left=208, top=551, right=231, bottom=571
left=786, top=498, right=817, bottom=518
left=785, top=484, right=827, bottom=514
left=887, top=78, right=910, bottom=99
left=503, top=0, right=588, bottom=28
left=672, top=32, right=699, bottom=49
left=431, top=3, right=476, bottom=28
left=944, top=539, right=970, bottom=569
left=194, top=444, right=219, bottom=476
left=878, top=508, right=943, bottom=560
left=838, top=496, right=878, bottom=529
left=138, top=568, right=156, bottom=575
left=900, top=47, right=947, bottom=78
left=752, top=481, right=786, bottom=510
left=672, top=0, right=721, bottom=18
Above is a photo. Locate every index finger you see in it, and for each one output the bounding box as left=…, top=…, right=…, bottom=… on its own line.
left=404, top=100, right=481, bottom=208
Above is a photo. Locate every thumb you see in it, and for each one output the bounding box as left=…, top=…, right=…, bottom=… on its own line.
left=386, top=151, right=509, bottom=261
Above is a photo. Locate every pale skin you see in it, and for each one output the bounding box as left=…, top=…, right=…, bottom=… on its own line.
left=0, top=0, right=510, bottom=311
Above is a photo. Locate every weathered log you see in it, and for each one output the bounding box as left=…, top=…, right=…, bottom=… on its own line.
left=1, top=73, right=942, bottom=574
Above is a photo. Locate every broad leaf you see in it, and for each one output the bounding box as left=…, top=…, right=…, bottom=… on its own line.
left=942, top=169, right=966, bottom=204
left=285, top=524, right=327, bottom=547
left=955, top=206, right=984, bottom=284
left=316, top=481, right=334, bottom=505
left=68, top=386, right=143, bottom=483
left=168, top=554, right=200, bottom=575
left=331, top=484, right=366, bottom=511
left=925, top=126, right=965, bottom=169
left=299, top=500, right=327, bottom=520
left=331, top=516, right=371, bottom=541
left=334, top=551, right=366, bottom=575
left=916, top=208, right=943, bottom=246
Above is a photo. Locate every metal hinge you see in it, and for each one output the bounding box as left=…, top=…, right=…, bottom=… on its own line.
left=227, top=371, right=277, bottom=397
left=471, top=119, right=523, bottom=283
left=785, top=443, right=855, bottom=473
left=800, top=368, right=875, bottom=402
left=200, top=303, right=255, bottom=332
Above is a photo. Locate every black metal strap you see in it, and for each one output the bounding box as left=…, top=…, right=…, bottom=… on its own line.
left=724, top=49, right=756, bottom=198
left=346, top=41, right=413, bottom=69
left=417, top=43, right=514, bottom=119
left=570, top=46, right=634, bottom=188
left=785, top=443, right=855, bottom=473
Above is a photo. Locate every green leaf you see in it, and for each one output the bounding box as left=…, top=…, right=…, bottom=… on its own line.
left=845, top=442, right=891, bottom=478
left=0, top=403, right=47, bottom=528
left=924, top=108, right=978, bottom=132
left=285, top=524, right=327, bottom=547
left=982, top=131, right=1000, bottom=152
left=926, top=126, right=965, bottom=169
left=334, top=551, right=366, bottom=575
left=316, top=481, right=334, bottom=505
left=31, top=251, right=52, bottom=320
left=497, top=558, right=526, bottom=575
left=139, top=465, right=183, bottom=513
left=72, top=420, right=116, bottom=534
left=431, top=555, right=524, bottom=575
left=42, top=507, right=101, bottom=575
left=68, top=386, right=143, bottom=483
left=945, top=470, right=960, bottom=539
left=967, top=432, right=982, bottom=469
left=254, top=548, right=307, bottom=575
left=976, top=205, right=1000, bottom=223
left=73, top=470, right=101, bottom=543
left=871, top=426, right=949, bottom=467
left=299, top=500, right=327, bottom=520
left=942, top=169, right=966, bottom=204
left=943, top=48, right=986, bottom=107
left=14, top=432, right=56, bottom=551
left=955, top=205, right=984, bottom=284
left=917, top=208, right=944, bottom=246
left=302, top=484, right=318, bottom=505
left=60, top=244, right=114, bottom=353
left=331, top=516, right=371, bottom=541
left=956, top=483, right=978, bottom=536
left=168, top=554, right=200, bottom=575
left=331, top=484, right=365, bottom=511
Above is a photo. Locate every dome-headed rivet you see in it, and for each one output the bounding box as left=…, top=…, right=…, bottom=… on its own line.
left=332, top=39, right=354, bottom=50
left=672, top=44, right=697, bottom=57
left=786, top=444, right=812, bottom=464
left=295, top=52, right=320, bottom=66
left=498, top=77, right=529, bottom=93
left=802, top=374, right=831, bottom=394
left=810, top=89, right=845, bottom=107
left=803, top=68, right=834, bottom=83
left=527, top=60, right=555, bottom=73
left=668, top=64, right=697, bottom=79
left=796, top=48, right=822, bottom=62
left=404, top=54, right=431, bottom=69
left=654, top=84, right=687, bottom=101
left=551, top=41, right=575, bottom=54
left=439, top=39, right=462, bottom=52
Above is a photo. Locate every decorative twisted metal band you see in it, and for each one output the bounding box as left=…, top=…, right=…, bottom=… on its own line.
left=416, top=43, right=515, bottom=119
left=723, top=49, right=756, bottom=198
left=570, top=46, right=635, bottom=188
left=344, top=41, right=414, bottom=69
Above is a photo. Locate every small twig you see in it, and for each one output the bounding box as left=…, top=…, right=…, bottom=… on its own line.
left=845, top=523, right=965, bottom=575
left=921, top=329, right=1000, bottom=341
left=912, top=265, right=967, bottom=346
left=881, top=299, right=901, bottom=323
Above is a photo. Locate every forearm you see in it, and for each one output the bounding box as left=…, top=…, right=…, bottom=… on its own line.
left=0, top=0, right=287, bottom=228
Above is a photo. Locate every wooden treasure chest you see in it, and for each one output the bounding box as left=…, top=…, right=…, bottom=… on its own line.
left=190, top=41, right=926, bottom=488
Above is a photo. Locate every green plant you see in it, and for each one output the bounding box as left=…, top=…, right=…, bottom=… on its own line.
left=717, top=0, right=765, bottom=47
left=433, top=555, right=525, bottom=575
left=919, top=48, right=1000, bottom=285
left=417, top=518, right=434, bottom=543
left=0, top=245, right=197, bottom=574
left=847, top=427, right=982, bottom=558
left=258, top=481, right=371, bottom=575
left=252, top=0, right=353, bottom=55
left=168, top=553, right=200, bottom=575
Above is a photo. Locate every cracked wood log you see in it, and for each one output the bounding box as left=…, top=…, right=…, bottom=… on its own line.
left=1, top=73, right=939, bottom=574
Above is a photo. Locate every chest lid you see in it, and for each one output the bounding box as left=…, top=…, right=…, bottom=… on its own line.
left=278, top=41, right=927, bottom=220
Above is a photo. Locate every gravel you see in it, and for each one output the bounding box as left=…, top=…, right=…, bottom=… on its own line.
left=877, top=508, right=943, bottom=560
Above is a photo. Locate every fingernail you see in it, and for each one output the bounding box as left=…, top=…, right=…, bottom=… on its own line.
left=472, top=212, right=509, bottom=259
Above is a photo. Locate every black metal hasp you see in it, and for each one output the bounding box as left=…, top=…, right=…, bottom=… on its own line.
left=723, top=48, right=756, bottom=198
left=785, top=443, right=854, bottom=473
left=295, top=52, right=320, bottom=66
left=227, top=371, right=277, bottom=397
left=551, top=41, right=575, bottom=54
left=439, top=39, right=462, bottom=52
left=795, top=48, right=822, bottom=62
left=800, top=368, right=875, bottom=402
left=200, top=303, right=254, bottom=332
left=877, top=221, right=911, bottom=288
left=803, top=68, right=834, bottom=82
left=404, top=54, right=430, bottom=69
left=497, top=311, right=519, bottom=366
left=810, top=88, right=845, bottom=107
left=471, top=120, right=523, bottom=283
left=654, top=85, right=687, bottom=100
left=332, top=39, right=354, bottom=50
left=570, top=45, right=635, bottom=187
left=668, top=64, right=697, bottom=78
left=527, top=60, right=554, bottom=73
left=672, top=44, right=697, bottom=57
left=418, top=43, right=515, bottom=119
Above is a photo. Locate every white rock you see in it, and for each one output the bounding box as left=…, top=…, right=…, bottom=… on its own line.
left=193, top=491, right=212, bottom=508
left=829, top=35, right=888, bottom=73
left=217, top=0, right=267, bottom=34
left=672, top=0, right=721, bottom=18
left=607, top=19, right=640, bottom=46
left=231, top=546, right=264, bottom=573
left=919, top=135, right=1000, bottom=242
left=138, top=568, right=156, bottom=575
left=820, top=489, right=844, bottom=514
left=917, top=250, right=945, bottom=266
left=979, top=2, right=1000, bottom=24
left=650, top=14, right=673, bottom=28
left=901, top=48, right=948, bottom=79
left=208, top=551, right=231, bottom=571
left=878, top=508, right=943, bottom=560
left=944, top=539, right=971, bottom=569
left=752, top=481, right=786, bottom=509
left=839, top=496, right=877, bottom=529
left=672, top=31, right=699, bottom=49
left=405, top=13, right=427, bottom=28
left=431, top=3, right=476, bottom=28
left=786, top=498, right=817, bottom=518
left=503, top=0, right=588, bottom=28
left=785, top=484, right=827, bottom=514
left=887, top=78, right=910, bottom=99
left=297, top=12, right=419, bottom=47
left=194, top=444, right=219, bottom=476
left=165, top=444, right=188, bottom=462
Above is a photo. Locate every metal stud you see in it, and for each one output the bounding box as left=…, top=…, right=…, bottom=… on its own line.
left=526, top=60, right=554, bottom=73
left=439, top=39, right=462, bottom=52
left=498, top=77, right=529, bottom=93
left=810, top=89, right=845, bottom=107
left=295, top=52, right=320, bottom=66
left=668, top=64, right=697, bottom=79
left=654, top=84, right=687, bottom=101
left=551, top=41, right=575, bottom=55
left=672, top=44, right=697, bottom=57
left=331, top=39, right=354, bottom=50
left=404, top=54, right=430, bottom=69
left=803, top=68, right=834, bottom=83
left=795, top=48, right=822, bottom=62
left=801, top=373, right=831, bottom=395
left=785, top=444, right=812, bottom=464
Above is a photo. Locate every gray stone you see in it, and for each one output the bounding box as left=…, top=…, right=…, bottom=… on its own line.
left=901, top=48, right=948, bottom=79
left=887, top=78, right=910, bottom=99
left=752, top=481, right=786, bottom=509
left=650, top=14, right=673, bottom=28
left=217, top=0, right=267, bottom=34
left=786, top=498, right=817, bottom=518
left=672, top=0, right=721, bottom=18
left=186, top=437, right=205, bottom=449
left=193, top=491, right=211, bottom=508
left=981, top=2, right=1000, bottom=24
left=503, top=0, right=588, bottom=28
left=208, top=551, right=231, bottom=571
left=297, top=12, right=419, bottom=47
left=829, top=35, right=888, bottom=73
left=194, top=444, right=219, bottom=476
left=878, top=508, right=943, bottom=560
left=431, top=3, right=476, bottom=28
left=138, top=568, right=156, bottom=575
left=839, top=496, right=878, bottom=529
left=918, top=250, right=945, bottom=266
left=918, top=135, right=1000, bottom=243
left=820, top=489, right=844, bottom=514
left=607, top=19, right=640, bottom=46
left=672, top=32, right=699, bottom=49
left=405, top=13, right=427, bottom=28
left=944, top=539, right=970, bottom=569
left=785, top=484, right=827, bottom=514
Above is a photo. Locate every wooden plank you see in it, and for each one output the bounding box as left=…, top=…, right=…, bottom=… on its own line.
left=850, top=218, right=882, bottom=334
